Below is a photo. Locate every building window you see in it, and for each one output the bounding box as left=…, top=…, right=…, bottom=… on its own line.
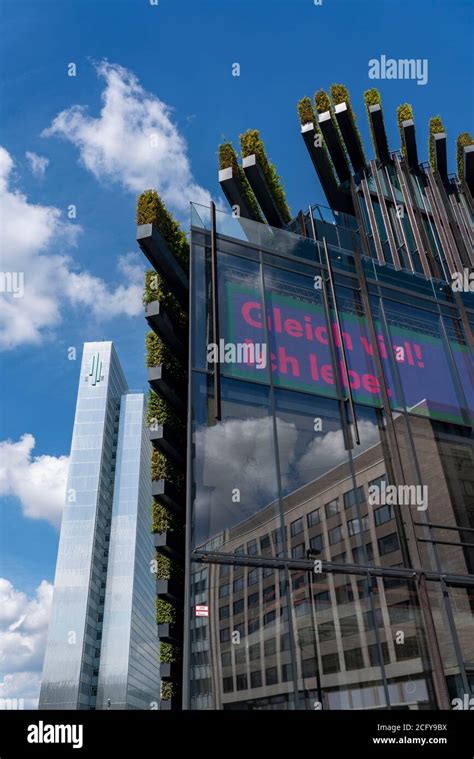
left=374, top=504, right=393, bottom=526
left=220, top=628, right=230, bottom=643
left=219, top=564, right=230, bottom=577
left=264, top=610, right=276, bottom=626
left=332, top=551, right=347, bottom=563
left=248, top=569, right=258, bottom=586
left=263, top=585, right=275, bottom=603
left=248, top=618, right=260, bottom=635
left=233, top=599, right=244, bottom=616
left=236, top=674, right=248, bottom=691
left=335, top=583, right=354, bottom=604
left=310, top=534, right=323, bottom=553
left=260, top=534, right=271, bottom=552
left=378, top=532, right=400, bottom=556
left=291, top=543, right=306, bottom=559
left=221, top=651, right=232, bottom=667
left=223, top=677, right=234, bottom=693
left=348, top=518, right=361, bottom=536
left=233, top=575, right=244, bottom=593
left=282, top=663, right=293, bottom=682
left=248, top=592, right=259, bottom=609
left=249, top=643, right=260, bottom=661
left=325, top=499, right=339, bottom=517
left=314, top=590, right=330, bottom=608
left=291, top=517, right=304, bottom=537
left=265, top=667, right=278, bottom=686
left=395, top=636, right=420, bottom=661
left=329, top=525, right=343, bottom=545
left=302, top=658, right=317, bottom=678
left=281, top=632, right=290, bottom=651
left=235, top=545, right=245, bottom=556
left=219, top=605, right=230, bottom=620
left=322, top=653, right=340, bottom=674
left=247, top=539, right=258, bottom=555
left=344, top=647, right=364, bottom=671
left=318, top=621, right=336, bottom=641
left=368, top=642, right=390, bottom=666
left=264, top=637, right=276, bottom=656
left=307, top=508, right=321, bottom=527
left=219, top=584, right=230, bottom=598
left=339, top=614, right=359, bottom=637
left=250, top=670, right=262, bottom=689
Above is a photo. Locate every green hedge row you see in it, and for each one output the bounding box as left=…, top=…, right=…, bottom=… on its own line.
left=151, top=450, right=184, bottom=490
left=146, top=389, right=185, bottom=436
left=428, top=116, right=445, bottom=172
left=145, top=331, right=183, bottom=377
left=457, top=132, right=474, bottom=182
left=154, top=552, right=183, bottom=581
left=136, top=189, right=189, bottom=271
left=143, top=270, right=187, bottom=329
left=151, top=500, right=179, bottom=534
left=159, top=641, right=180, bottom=664
left=363, top=88, right=389, bottom=162
left=160, top=682, right=174, bottom=701
left=218, top=143, right=264, bottom=222
left=313, top=89, right=348, bottom=164
left=330, top=83, right=366, bottom=166
left=156, top=598, right=176, bottom=625
left=396, top=103, right=414, bottom=158
left=240, top=129, right=291, bottom=223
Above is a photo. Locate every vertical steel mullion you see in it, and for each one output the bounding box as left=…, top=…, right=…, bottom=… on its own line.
left=323, top=237, right=360, bottom=445
left=209, top=201, right=221, bottom=420
left=370, top=160, right=401, bottom=268
left=439, top=577, right=471, bottom=698
left=438, top=314, right=471, bottom=427
left=366, top=573, right=392, bottom=709
left=360, top=175, right=385, bottom=264
left=308, top=211, right=353, bottom=450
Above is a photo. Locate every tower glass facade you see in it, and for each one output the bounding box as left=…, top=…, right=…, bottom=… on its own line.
left=39, top=343, right=159, bottom=710
left=185, top=203, right=474, bottom=710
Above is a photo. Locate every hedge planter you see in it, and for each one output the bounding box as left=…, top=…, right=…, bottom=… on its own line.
left=149, top=424, right=185, bottom=467
left=152, top=479, right=185, bottom=514
left=334, top=102, right=366, bottom=173
left=156, top=577, right=183, bottom=602
left=239, top=129, right=291, bottom=223
left=433, top=133, right=448, bottom=181
left=160, top=661, right=181, bottom=681
left=242, top=154, right=285, bottom=228
left=317, top=111, right=351, bottom=183
left=137, top=224, right=188, bottom=308
left=218, top=166, right=263, bottom=222
left=367, top=104, right=391, bottom=164
left=154, top=530, right=184, bottom=560
left=147, top=365, right=186, bottom=413
left=157, top=623, right=181, bottom=643
left=464, top=145, right=474, bottom=196
left=145, top=301, right=186, bottom=361
left=300, top=124, right=353, bottom=215
left=402, top=120, right=419, bottom=172
left=457, top=133, right=474, bottom=183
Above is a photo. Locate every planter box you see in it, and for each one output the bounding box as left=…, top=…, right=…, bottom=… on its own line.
left=160, top=661, right=182, bottom=681
left=147, top=365, right=186, bottom=413
left=159, top=699, right=172, bottom=711
left=154, top=530, right=184, bottom=560
left=464, top=145, right=474, bottom=196
left=300, top=123, right=353, bottom=215
left=156, top=577, right=183, bottom=602
left=145, top=301, right=186, bottom=361
left=157, top=623, right=181, bottom=643
left=402, top=120, right=419, bottom=172
left=218, top=166, right=261, bottom=222
left=368, top=104, right=391, bottom=164
left=137, top=224, right=188, bottom=308
left=149, top=425, right=185, bottom=467
left=318, top=110, right=351, bottom=183
left=434, top=133, right=447, bottom=181
left=242, top=154, right=285, bottom=228
left=334, top=102, right=366, bottom=173
left=151, top=479, right=185, bottom=515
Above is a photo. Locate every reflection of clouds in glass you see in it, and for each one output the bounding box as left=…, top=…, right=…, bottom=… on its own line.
left=296, top=419, right=380, bottom=485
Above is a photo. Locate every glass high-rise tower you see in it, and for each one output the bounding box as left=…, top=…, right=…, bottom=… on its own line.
left=39, top=342, right=160, bottom=710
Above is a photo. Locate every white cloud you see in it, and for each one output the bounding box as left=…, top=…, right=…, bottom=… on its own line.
left=0, top=146, right=144, bottom=349
left=0, top=434, right=68, bottom=529
left=43, top=60, right=210, bottom=213
left=25, top=152, right=49, bottom=179
left=0, top=579, right=53, bottom=709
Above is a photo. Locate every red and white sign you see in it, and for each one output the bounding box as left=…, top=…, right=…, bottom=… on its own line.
left=195, top=605, right=209, bottom=618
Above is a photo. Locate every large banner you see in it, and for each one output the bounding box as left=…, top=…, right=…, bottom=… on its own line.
left=225, top=282, right=473, bottom=424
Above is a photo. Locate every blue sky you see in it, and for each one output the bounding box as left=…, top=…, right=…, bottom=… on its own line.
left=0, top=0, right=472, bottom=706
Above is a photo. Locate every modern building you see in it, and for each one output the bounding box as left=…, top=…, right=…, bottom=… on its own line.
left=137, top=86, right=473, bottom=710
left=39, top=342, right=160, bottom=710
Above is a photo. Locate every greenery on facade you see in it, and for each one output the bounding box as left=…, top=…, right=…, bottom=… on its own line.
left=146, top=390, right=185, bottom=436
left=136, top=189, right=189, bottom=270
left=456, top=132, right=474, bottom=182
left=314, top=89, right=331, bottom=114
left=218, top=142, right=263, bottom=222
left=363, top=88, right=388, bottom=161
left=155, top=552, right=183, bottom=581
left=239, top=129, right=291, bottom=223
left=428, top=117, right=446, bottom=171
left=397, top=103, right=414, bottom=158
left=160, top=681, right=174, bottom=701
left=143, top=270, right=187, bottom=329
left=297, top=96, right=316, bottom=126
left=330, top=83, right=366, bottom=165
left=151, top=450, right=184, bottom=490
left=159, top=641, right=179, bottom=664
left=151, top=500, right=178, bottom=534
left=145, top=331, right=183, bottom=377
left=156, top=598, right=176, bottom=625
